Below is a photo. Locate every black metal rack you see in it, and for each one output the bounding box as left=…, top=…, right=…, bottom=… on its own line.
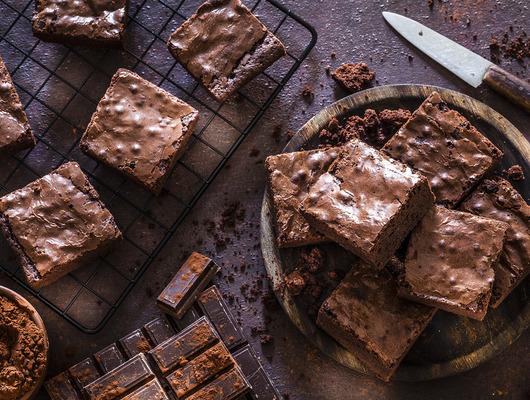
left=0, top=0, right=317, bottom=333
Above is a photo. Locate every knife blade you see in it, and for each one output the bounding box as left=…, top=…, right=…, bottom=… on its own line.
left=382, top=11, right=530, bottom=112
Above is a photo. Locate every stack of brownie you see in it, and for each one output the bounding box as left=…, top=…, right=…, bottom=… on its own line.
left=265, top=91, right=530, bottom=381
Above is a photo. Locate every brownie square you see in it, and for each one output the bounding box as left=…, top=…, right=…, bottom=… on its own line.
left=167, top=0, right=286, bottom=102
left=265, top=147, right=339, bottom=248
left=398, top=206, right=509, bottom=320
left=80, top=69, right=199, bottom=194
left=32, top=0, right=128, bottom=47
left=382, top=92, right=503, bottom=207
left=317, top=259, right=436, bottom=382
left=300, top=139, right=434, bottom=268
left=0, top=162, right=121, bottom=289
left=460, top=178, right=530, bottom=308
left=0, top=57, right=35, bottom=153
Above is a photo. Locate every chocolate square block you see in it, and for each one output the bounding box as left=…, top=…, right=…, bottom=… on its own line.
left=94, top=343, right=125, bottom=373
left=398, top=206, right=509, bottom=320
left=68, top=357, right=100, bottom=392
left=45, top=372, right=81, bottom=400
left=121, top=379, right=169, bottom=400
left=143, top=316, right=175, bottom=346
left=265, top=147, right=338, bottom=248
left=0, top=57, right=35, bottom=153
left=0, top=162, right=121, bottom=288
left=460, top=178, right=530, bottom=308
left=300, top=139, right=434, bottom=268
left=382, top=92, right=503, bottom=207
left=32, top=0, right=128, bottom=47
left=120, top=329, right=151, bottom=358
left=317, top=259, right=436, bottom=381
left=80, top=69, right=199, bottom=194
left=167, top=0, right=286, bottom=102
left=185, top=368, right=250, bottom=400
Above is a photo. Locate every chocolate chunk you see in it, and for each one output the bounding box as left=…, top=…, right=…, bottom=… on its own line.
left=184, top=368, right=250, bottom=400
left=45, top=372, right=81, bottom=400
left=84, top=354, right=155, bottom=400
left=157, top=252, right=219, bottom=319
left=68, top=357, right=101, bottom=392
left=332, top=62, right=375, bottom=92
left=94, top=343, right=126, bottom=373
left=121, top=379, right=169, bottom=400
left=198, top=286, right=245, bottom=349
left=166, top=342, right=234, bottom=398
left=504, top=165, right=525, bottom=181
left=119, top=329, right=151, bottom=358
left=149, top=317, right=219, bottom=374
left=143, top=316, right=176, bottom=346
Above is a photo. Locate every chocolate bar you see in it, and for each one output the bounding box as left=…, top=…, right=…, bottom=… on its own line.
left=185, top=368, right=250, bottom=400
left=157, top=252, right=219, bottom=319
left=166, top=341, right=234, bottom=398
left=45, top=372, right=81, bottom=400
left=121, top=378, right=169, bottom=400
left=120, top=329, right=152, bottom=358
left=84, top=354, right=154, bottom=400
left=233, top=345, right=281, bottom=400
left=94, top=343, right=126, bottom=373
left=149, top=317, right=219, bottom=374
left=68, top=357, right=100, bottom=392
left=143, top=316, right=176, bottom=345
left=174, top=305, right=202, bottom=330
left=198, top=285, right=244, bottom=349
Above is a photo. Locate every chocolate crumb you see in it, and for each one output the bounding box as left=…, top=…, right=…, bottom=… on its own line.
left=504, top=165, right=525, bottom=181
left=301, top=85, right=315, bottom=103
left=331, top=62, right=375, bottom=93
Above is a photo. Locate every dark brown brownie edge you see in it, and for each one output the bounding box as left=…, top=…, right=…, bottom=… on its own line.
left=0, top=129, right=36, bottom=154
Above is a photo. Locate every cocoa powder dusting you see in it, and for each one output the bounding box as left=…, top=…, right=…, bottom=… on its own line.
left=0, top=296, right=46, bottom=400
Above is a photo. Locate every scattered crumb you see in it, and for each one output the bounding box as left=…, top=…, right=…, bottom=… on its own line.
left=490, top=31, right=530, bottom=62
left=504, top=165, right=525, bottom=181
left=301, top=85, right=315, bottom=103
left=331, top=62, right=375, bottom=93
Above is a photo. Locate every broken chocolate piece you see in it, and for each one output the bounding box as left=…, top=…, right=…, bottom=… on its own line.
left=120, top=329, right=152, bottom=358
left=94, top=343, right=126, bottom=373
left=332, top=62, right=375, bottom=92
left=45, top=372, right=81, bottom=400
left=143, top=316, right=176, bottom=346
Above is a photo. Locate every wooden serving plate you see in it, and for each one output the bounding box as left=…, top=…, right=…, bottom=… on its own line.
left=260, top=84, right=530, bottom=381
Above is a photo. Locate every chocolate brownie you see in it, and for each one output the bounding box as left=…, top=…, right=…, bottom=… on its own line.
left=0, top=162, right=121, bottom=289
left=317, top=259, right=436, bottom=381
left=331, top=62, right=375, bottom=93
left=0, top=57, right=35, bottom=153
left=460, top=178, right=530, bottom=308
left=80, top=69, right=199, bottom=195
left=32, top=0, right=128, bottom=47
left=265, top=147, right=339, bottom=247
left=398, top=206, right=509, bottom=320
left=167, top=0, right=286, bottom=102
left=382, top=92, right=503, bottom=207
left=300, top=139, right=434, bottom=268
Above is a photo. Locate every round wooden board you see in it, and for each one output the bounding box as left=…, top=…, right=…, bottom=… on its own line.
left=260, top=84, right=530, bottom=381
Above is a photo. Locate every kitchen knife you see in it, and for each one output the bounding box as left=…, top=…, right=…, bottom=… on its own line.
left=382, top=11, right=530, bottom=112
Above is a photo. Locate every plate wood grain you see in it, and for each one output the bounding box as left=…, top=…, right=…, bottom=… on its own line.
left=260, top=84, right=530, bottom=381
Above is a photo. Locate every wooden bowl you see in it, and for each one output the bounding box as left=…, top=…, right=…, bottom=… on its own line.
left=0, top=286, right=49, bottom=399
left=260, top=84, right=530, bottom=381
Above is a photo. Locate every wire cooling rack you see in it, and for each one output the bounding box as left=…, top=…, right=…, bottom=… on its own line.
left=0, top=0, right=317, bottom=333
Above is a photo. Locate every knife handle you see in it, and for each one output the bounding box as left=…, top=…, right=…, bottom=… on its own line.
left=483, top=64, right=530, bottom=112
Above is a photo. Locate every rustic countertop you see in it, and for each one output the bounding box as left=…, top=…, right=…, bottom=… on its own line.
left=4, top=0, right=529, bottom=399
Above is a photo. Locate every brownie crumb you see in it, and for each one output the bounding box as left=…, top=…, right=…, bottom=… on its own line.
left=301, top=85, right=315, bottom=103
left=504, top=165, right=525, bottom=181
left=284, top=270, right=306, bottom=296
left=490, top=31, right=530, bottom=62
left=332, top=62, right=375, bottom=93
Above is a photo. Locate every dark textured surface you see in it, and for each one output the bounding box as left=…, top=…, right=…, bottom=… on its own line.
left=1, top=0, right=529, bottom=399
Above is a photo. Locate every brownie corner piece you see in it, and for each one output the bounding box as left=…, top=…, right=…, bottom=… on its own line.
left=317, top=261, right=435, bottom=381
left=300, top=139, right=434, bottom=268
left=0, top=161, right=121, bottom=288
left=399, top=205, right=509, bottom=320
left=32, top=0, right=128, bottom=46
left=80, top=68, right=199, bottom=195
left=460, top=177, right=530, bottom=308
left=0, top=57, right=35, bottom=153
left=167, top=0, right=286, bottom=102
left=382, top=91, right=503, bottom=207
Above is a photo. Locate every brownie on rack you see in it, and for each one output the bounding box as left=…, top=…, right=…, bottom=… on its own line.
left=167, top=0, right=286, bottom=102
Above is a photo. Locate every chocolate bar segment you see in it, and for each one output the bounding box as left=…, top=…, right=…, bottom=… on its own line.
left=120, top=329, right=152, bottom=358
left=143, top=316, right=176, bottom=346
left=68, top=357, right=101, bottom=392
left=198, top=285, right=244, bottom=349
left=45, top=372, right=81, bottom=400
left=94, top=343, right=126, bottom=373
left=166, top=341, right=234, bottom=398
left=150, top=317, right=219, bottom=374
left=122, top=378, right=169, bottom=400
left=84, top=354, right=154, bottom=400
left=174, top=305, right=202, bottom=331
left=157, top=252, right=219, bottom=319
left=184, top=368, right=250, bottom=400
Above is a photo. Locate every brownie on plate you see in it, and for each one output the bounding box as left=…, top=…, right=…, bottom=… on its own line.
left=300, top=139, right=434, bottom=268
left=0, top=162, right=121, bottom=289
left=382, top=92, right=503, bottom=207
left=460, top=178, right=530, bottom=308
left=32, top=0, right=128, bottom=47
left=317, top=259, right=436, bottom=382
left=398, top=206, right=508, bottom=320
left=0, top=57, right=35, bottom=153
left=167, top=0, right=286, bottom=102
left=80, top=69, right=199, bottom=195
left=265, top=147, right=339, bottom=248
